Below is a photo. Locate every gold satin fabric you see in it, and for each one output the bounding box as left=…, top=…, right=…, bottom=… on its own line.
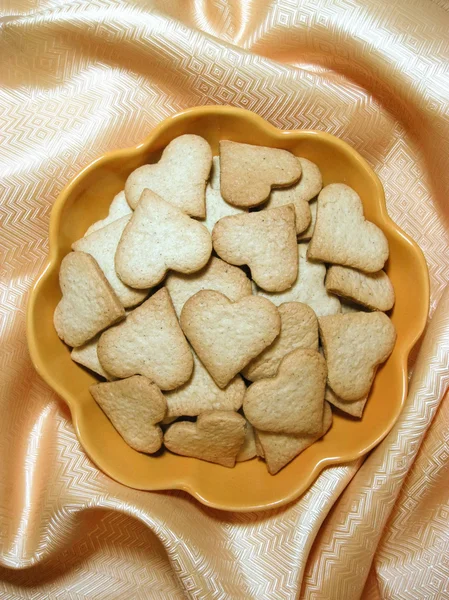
left=1, top=1, right=449, bottom=598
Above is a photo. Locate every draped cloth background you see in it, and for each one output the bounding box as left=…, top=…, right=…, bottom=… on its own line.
left=1, top=1, right=449, bottom=598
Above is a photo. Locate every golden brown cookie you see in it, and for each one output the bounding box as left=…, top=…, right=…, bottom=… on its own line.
left=180, top=290, right=281, bottom=388
left=97, top=288, right=193, bottom=390
left=115, top=190, right=212, bottom=289
left=319, top=312, right=396, bottom=401
left=325, top=265, right=395, bottom=312
left=90, top=375, right=166, bottom=453
left=125, top=134, right=212, bottom=217
left=212, top=205, right=298, bottom=292
left=308, top=183, right=389, bottom=272
left=54, top=251, right=125, bottom=348
left=243, top=349, right=326, bottom=436
left=219, top=140, right=301, bottom=208
left=164, top=410, right=246, bottom=467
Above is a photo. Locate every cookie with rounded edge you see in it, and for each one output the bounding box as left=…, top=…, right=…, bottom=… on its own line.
left=73, top=216, right=148, bottom=308
left=71, top=334, right=115, bottom=380
left=219, top=140, right=302, bottom=208
left=125, top=134, right=212, bottom=217
left=265, top=157, right=322, bottom=234
left=180, top=290, right=281, bottom=388
left=256, top=402, right=333, bottom=475
left=324, top=386, right=367, bottom=418
left=325, top=265, right=395, bottom=312
left=243, top=302, right=318, bottom=381
left=164, top=410, right=246, bottom=467
left=98, top=287, right=193, bottom=390
left=319, top=312, right=396, bottom=401
left=166, top=257, right=252, bottom=317
left=236, top=421, right=257, bottom=462
left=308, top=183, right=389, bottom=272
left=257, top=243, right=341, bottom=316
left=116, top=190, right=212, bottom=289
left=243, top=348, right=326, bottom=436
left=213, top=204, right=298, bottom=292
left=298, top=198, right=317, bottom=241
left=54, top=251, right=125, bottom=348
left=84, top=191, right=132, bottom=236
left=90, top=375, right=166, bottom=453
left=164, top=352, right=245, bottom=418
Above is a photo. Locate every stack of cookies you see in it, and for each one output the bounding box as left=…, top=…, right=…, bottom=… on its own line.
left=54, top=134, right=396, bottom=475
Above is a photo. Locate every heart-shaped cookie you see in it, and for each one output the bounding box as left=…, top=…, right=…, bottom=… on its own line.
left=180, top=290, right=281, bottom=388
left=325, top=265, right=395, bottom=312
left=54, top=251, right=125, bottom=347
left=98, top=287, right=193, bottom=390
left=255, top=402, right=333, bottom=474
left=319, top=312, right=396, bottom=401
left=244, top=348, right=326, bottom=436
left=219, top=140, right=302, bottom=208
left=258, top=243, right=341, bottom=316
left=90, top=375, right=166, bottom=453
left=84, top=190, right=132, bottom=236
left=164, top=352, right=245, bottom=418
left=115, top=190, right=212, bottom=289
left=265, top=157, right=323, bottom=234
left=124, top=134, right=212, bottom=217
left=164, top=410, right=246, bottom=467
left=308, top=183, right=389, bottom=272
left=165, top=256, right=252, bottom=317
left=243, top=302, right=318, bottom=382
left=73, top=215, right=148, bottom=308
left=212, top=205, right=298, bottom=292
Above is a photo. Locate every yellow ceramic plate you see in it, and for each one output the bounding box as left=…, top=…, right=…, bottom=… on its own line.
left=27, top=106, right=429, bottom=512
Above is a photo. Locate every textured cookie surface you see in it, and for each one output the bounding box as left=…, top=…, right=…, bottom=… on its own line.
left=308, top=183, right=389, bottom=272
left=124, top=134, right=212, bottom=217
left=71, top=335, right=114, bottom=380
left=219, top=140, right=301, bottom=208
left=325, top=386, right=368, bottom=418
left=97, top=288, right=193, bottom=390
left=325, top=265, right=395, bottom=312
left=164, top=410, right=246, bottom=467
left=115, top=190, right=212, bottom=289
left=164, top=352, right=245, bottom=418
left=54, top=251, right=125, bottom=347
left=84, top=191, right=132, bottom=236
left=319, top=312, right=396, bottom=401
left=258, top=243, right=341, bottom=316
left=180, top=290, right=281, bottom=388
left=256, top=402, right=333, bottom=475
left=265, top=157, right=322, bottom=234
left=243, top=349, right=326, bottom=436
left=165, top=256, right=252, bottom=317
left=243, top=302, right=318, bottom=381
left=90, top=375, right=166, bottom=453
left=213, top=205, right=298, bottom=292
left=73, top=216, right=148, bottom=308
